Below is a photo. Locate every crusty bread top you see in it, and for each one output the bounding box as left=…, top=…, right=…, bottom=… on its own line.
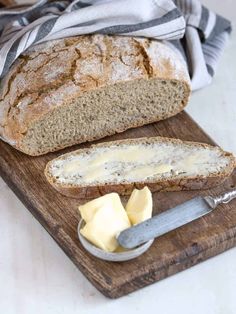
left=0, top=35, right=190, bottom=148
left=45, top=137, right=235, bottom=188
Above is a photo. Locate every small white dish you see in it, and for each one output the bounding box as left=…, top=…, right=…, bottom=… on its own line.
left=77, top=220, right=154, bottom=262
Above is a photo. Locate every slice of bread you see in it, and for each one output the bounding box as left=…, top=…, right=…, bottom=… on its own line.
left=44, top=137, right=235, bottom=199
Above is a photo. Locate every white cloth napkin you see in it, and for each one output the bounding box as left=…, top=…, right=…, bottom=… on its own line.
left=0, top=0, right=231, bottom=90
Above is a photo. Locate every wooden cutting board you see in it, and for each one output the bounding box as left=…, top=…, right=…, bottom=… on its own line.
left=0, top=111, right=236, bottom=298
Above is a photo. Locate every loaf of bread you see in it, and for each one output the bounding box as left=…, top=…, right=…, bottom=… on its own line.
left=44, top=137, right=235, bottom=199
left=0, top=35, right=191, bottom=156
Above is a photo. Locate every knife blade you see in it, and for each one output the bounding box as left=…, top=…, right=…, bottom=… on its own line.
left=118, top=189, right=236, bottom=249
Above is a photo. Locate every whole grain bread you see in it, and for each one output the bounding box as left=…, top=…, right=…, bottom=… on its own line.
left=44, top=136, right=235, bottom=199
left=0, top=35, right=191, bottom=156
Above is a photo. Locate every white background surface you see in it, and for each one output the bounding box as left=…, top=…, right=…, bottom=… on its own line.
left=0, top=0, right=236, bottom=313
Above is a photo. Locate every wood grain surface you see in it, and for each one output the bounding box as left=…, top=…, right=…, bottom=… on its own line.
left=0, top=111, right=235, bottom=298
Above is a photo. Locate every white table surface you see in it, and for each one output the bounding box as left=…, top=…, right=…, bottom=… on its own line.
left=1, top=1, right=236, bottom=313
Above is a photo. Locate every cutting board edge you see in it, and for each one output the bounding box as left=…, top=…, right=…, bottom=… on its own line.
left=0, top=163, right=114, bottom=294
left=101, top=235, right=236, bottom=298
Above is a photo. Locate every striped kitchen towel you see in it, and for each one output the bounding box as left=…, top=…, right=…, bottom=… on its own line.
left=0, top=0, right=232, bottom=90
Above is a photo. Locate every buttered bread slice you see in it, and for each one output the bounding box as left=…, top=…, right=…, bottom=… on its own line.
left=45, top=137, right=235, bottom=198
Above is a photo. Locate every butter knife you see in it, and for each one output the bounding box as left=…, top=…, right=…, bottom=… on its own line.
left=118, top=189, right=236, bottom=249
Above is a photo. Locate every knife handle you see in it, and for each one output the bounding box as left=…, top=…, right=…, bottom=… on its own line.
left=204, top=189, right=236, bottom=209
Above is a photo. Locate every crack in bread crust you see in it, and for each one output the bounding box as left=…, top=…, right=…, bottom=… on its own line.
left=133, top=39, right=153, bottom=78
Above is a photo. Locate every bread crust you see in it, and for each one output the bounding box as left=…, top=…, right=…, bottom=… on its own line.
left=0, top=0, right=16, bottom=6
left=44, top=136, right=236, bottom=199
left=0, top=35, right=191, bottom=155
left=46, top=174, right=233, bottom=199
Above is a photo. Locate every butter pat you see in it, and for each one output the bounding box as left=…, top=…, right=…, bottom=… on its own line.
left=79, top=187, right=153, bottom=252
left=123, top=163, right=172, bottom=181
left=126, top=187, right=153, bottom=225
left=80, top=194, right=131, bottom=252
left=79, top=193, right=120, bottom=222
left=89, top=146, right=156, bottom=166
left=153, top=164, right=172, bottom=174
left=63, top=159, right=81, bottom=174
left=83, top=166, right=107, bottom=183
